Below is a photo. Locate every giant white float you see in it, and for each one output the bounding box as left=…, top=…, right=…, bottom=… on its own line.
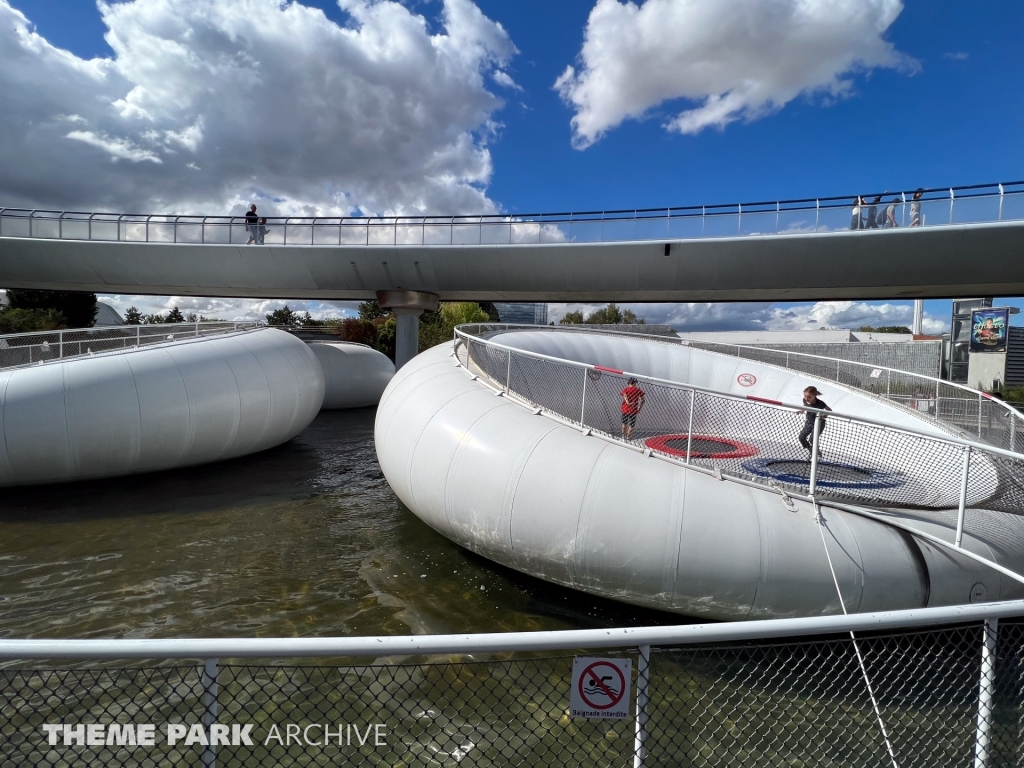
left=375, top=326, right=1024, bottom=620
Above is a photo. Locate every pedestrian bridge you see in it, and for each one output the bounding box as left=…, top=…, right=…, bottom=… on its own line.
left=0, top=181, right=1022, bottom=301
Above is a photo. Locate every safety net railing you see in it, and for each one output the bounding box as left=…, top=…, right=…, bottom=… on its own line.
left=687, top=340, right=1024, bottom=453
left=1, top=601, right=1023, bottom=768
left=0, top=322, right=260, bottom=370
left=1, top=181, right=1021, bottom=247
left=453, top=326, right=1024, bottom=543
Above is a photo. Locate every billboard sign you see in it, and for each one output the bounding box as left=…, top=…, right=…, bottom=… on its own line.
left=970, top=308, right=1009, bottom=353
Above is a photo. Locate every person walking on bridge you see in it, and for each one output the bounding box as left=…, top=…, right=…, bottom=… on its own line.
left=798, top=386, right=832, bottom=455
left=620, top=377, right=646, bottom=440
left=245, top=204, right=259, bottom=244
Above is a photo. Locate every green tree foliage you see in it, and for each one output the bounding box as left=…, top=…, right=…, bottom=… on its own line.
left=124, top=306, right=143, bottom=325
left=300, top=312, right=324, bottom=328
left=6, top=289, right=97, bottom=328
left=419, top=302, right=490, bottom=352
left=165, top=307, right=186, bottom=323
left=560, top=304, right=646, bottom=325
left=358, top=300, right=388, bottom=321
left=0, top=307, right=67, bottom=334
left=144, top=313, right=166, bottom=324
left=336, top=317, right=377, bottom=346
left=375, top=316, right=397, bottom=360
left=477, top=301, right=501, bottom=322
left=265, top=305, right=302, bottom=328
left=857, top=325, right=912, bottom=334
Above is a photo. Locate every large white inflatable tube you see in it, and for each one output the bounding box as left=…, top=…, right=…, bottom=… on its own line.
left=0, top=328, right=324, bottom=486
left=308, top=342, right=394, bottom=409
left=376, top=341, right=1024, bottom=620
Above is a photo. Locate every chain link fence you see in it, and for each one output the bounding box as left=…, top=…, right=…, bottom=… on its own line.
left=753, top=341, right=942, bottom=378
left=0, top=322, right=259, bottom=370
left=2, top=617, right=1023, bottom=767
left=455, top=328, right=1024, bottom=526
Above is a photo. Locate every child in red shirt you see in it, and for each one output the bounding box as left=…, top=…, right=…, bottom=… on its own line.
left=620, top=377, right=646, bottom=439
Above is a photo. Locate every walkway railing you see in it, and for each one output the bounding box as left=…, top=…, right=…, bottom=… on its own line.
left=1, top=181, right=1021, bottom=247
left=687, top=340, right=1024, bottom=452
left=454, top=325, right=1024, bottom=552
left=1, top=601, right=1023, bottom=767
left=0, top=321, right=259, bottom=370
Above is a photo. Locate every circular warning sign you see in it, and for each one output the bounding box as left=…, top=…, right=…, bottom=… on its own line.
left=577, top=661, right=627, bottom=710
left=737, top=373, right=757, bottom=387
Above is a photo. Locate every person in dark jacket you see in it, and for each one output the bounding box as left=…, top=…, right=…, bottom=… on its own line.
left=244, top=204, right=258, bottom=244
left=798, top=386, right=832, bottom=452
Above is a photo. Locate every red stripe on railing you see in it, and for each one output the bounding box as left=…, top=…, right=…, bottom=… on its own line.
left=747, top=395, right=784, bottom=405
left=593, top=365, right=624, bottom=374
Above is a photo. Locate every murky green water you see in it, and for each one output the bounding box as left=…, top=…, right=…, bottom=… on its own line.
left=0, top=409, right=678, bottom=641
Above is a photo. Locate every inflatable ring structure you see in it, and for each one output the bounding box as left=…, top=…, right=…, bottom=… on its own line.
left=375, top=327, right=1024, bottom=620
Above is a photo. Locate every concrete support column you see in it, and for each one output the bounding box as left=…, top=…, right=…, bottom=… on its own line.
left=377, top=290, right=439, bottom=370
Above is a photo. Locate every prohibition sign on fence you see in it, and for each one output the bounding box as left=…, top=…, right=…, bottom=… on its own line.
left=570, top=657, right=632, bottom=719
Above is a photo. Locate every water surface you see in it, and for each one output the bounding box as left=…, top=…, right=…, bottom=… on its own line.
left=0, top=409, right=679, bottom=642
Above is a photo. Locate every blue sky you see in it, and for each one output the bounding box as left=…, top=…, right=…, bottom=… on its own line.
left=3, top=0, right=1023, bottom=329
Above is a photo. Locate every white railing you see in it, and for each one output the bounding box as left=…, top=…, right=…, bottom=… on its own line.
left=453, top=324, right=1024, bottom=558
left=1, top=181, right=1021, bottom=247
left=1, top=601, right=1022, bottom=768
left=687, top=340, right=1024, bottom=451
left=0, top=321, right=259, bottom=370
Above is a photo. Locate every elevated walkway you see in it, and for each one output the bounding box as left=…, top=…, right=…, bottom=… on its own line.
left=1, top=182, right=1022, bottom=300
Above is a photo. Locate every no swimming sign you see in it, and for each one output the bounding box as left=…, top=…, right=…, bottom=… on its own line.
left=569, top=657, right=632, bottom=719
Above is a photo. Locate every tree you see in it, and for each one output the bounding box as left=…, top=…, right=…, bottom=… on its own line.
left=336, top=317, right=377, bottom=346
left=144, top=313, right=166, bottom=324
left=586, top=303, right=624, bottom=324
left=6, top=289, right=97, bottom=328
left=165, top=307, right=186, bottom=323
left=301, top=312, right=324, bottom=328
left=374, top=316, right=397, bottom=360
left=420, top=302, right=490, bottom=352
left=858, top=325, right=912, bottom=334
left=0, top=307, right=66, bottom=334
left=265, top=305, right=301, bottom=328
left=559, top=310, right=585, bottom=325
left=124, top=307, right=143, bottom=325
left=358, top=300, right=388, bottom=321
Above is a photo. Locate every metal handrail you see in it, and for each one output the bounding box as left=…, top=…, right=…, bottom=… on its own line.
left=1, top=180, right=1021, bottom=246
left=1, top=600, right=1021, bottom=659
left=453, top=325, right=1024, bottom=557
left=464, top=323, right=1021, bottom=450
left=0, top=321, right=261, bottom=371
left=453, top=325, right=1024, bottom=460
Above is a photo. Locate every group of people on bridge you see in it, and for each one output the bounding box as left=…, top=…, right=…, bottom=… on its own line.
left=851, top=189, right=924, bottom=230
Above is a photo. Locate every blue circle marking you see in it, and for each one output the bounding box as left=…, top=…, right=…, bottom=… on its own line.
left=742, top=457, right=904, bottom=490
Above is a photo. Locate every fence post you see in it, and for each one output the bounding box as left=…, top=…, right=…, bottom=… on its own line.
left=580, top=371, right=588, bottom=427
left=685, top=390, right=695, bottom=464
left=505, top=351, right=512, bottom=394
left=201, top=657, right=219, bottom=768
left=59, top=330, right=63, bottom=359
left=973, top=618, right=998, bottom=768
left=955, top=446, right=972, bottom=548
left=978, top=394, right=984, bottom=437
left=809, top=414, right=822, bottom=496
left=136, top=325, right=140, bottom=348
left=998, top=184, right=1004, bottom=221
left=886, top=369, right=891, bottom=397
left=633, top=644, right=650, bottom=768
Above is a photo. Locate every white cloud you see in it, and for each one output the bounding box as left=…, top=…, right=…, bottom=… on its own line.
left=98, top=294, right=362, bottom=322
left=556, top=0, right=916, bottom=148
left=944, top=51, right=969, bottom=61
left=549, top=300, right=947, bottom=334
left=0, top=0, right=516, bottom=215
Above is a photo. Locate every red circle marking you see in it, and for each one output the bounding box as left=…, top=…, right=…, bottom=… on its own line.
left=644, top=434, right=759, bottom=460
left=578, top=661, right=626, bottom=710
left=737, top=373, right=757, bottom=387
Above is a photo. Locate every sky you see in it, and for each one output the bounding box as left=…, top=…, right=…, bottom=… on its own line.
left=2, top=0, right=1023, bottom=331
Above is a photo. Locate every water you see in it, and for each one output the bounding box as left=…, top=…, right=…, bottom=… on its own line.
left=0, top=409, right=679, bottom=642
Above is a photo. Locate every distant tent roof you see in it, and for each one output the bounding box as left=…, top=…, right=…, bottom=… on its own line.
left=94, top=302, right=125, bottom=326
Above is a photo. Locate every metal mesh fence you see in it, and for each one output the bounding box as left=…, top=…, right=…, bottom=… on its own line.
left=459, top=332, right=1024, bottom=517
left=3, top=620, right=1023, bottom=767
left=755, top=341, right=942, bottom=377
left=688, top=341, right=1023, bottom=453
left=0, top=323, right=257, bottom=370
